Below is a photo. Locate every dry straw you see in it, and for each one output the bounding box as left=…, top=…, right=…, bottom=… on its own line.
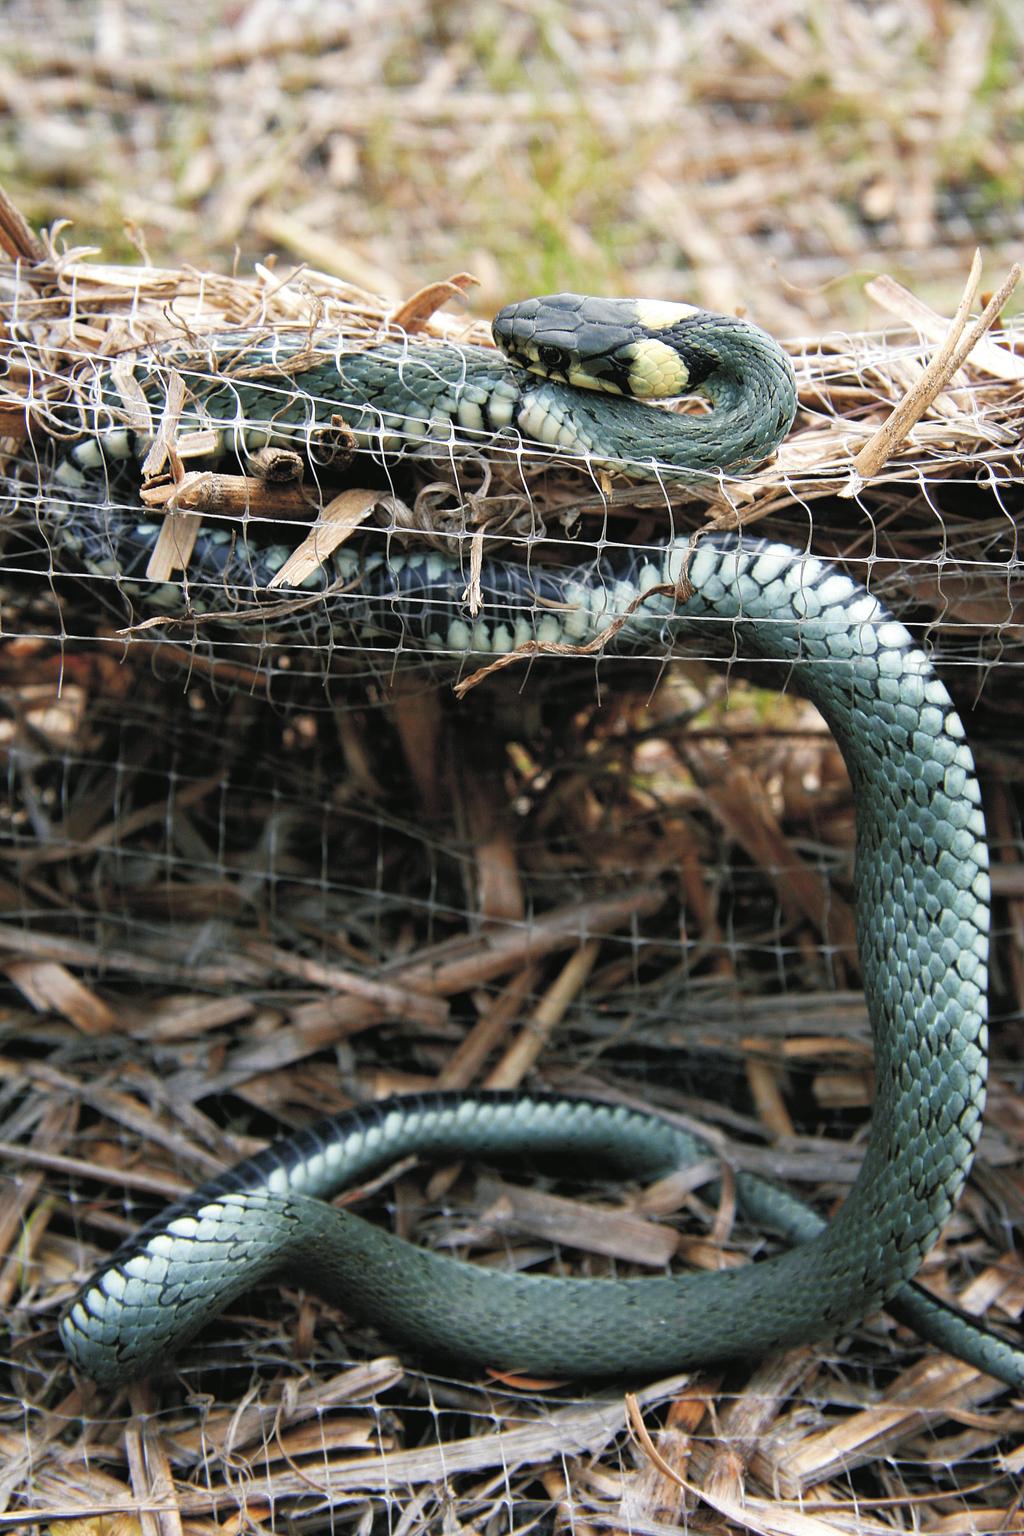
left=1, top=186, right=1023, bottom=1535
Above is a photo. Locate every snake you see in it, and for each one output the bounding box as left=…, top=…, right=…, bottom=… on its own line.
left=43, top=296, right=1022, bottom=1391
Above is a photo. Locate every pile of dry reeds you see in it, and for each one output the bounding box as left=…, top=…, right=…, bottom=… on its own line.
left=1, top=194, right=1023, bottom=1536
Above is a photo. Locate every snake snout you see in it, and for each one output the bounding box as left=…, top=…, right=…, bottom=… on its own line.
left=492, top=293, right=726, bottom=399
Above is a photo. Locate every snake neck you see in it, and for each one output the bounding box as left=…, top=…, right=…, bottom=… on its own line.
left=518, top=319, right=797, bottom=477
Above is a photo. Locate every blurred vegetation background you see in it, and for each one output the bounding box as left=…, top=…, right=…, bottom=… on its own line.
left=3, top=0, right=1023, bottom=332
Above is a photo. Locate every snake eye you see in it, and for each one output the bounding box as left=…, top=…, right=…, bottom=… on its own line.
left=537, top=345, right=564, bottom=371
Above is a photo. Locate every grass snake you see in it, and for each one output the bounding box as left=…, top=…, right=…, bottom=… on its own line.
left=45, top=296, right=1021, bottom=1390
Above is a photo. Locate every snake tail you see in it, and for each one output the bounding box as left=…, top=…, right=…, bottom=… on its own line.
left=56, top=533, right=1009, bottom=1388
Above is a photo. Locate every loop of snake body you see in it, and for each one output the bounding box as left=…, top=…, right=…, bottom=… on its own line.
left=46, top=296, right=1022, bottom=1389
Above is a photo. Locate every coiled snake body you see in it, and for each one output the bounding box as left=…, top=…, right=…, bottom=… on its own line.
left=49, top=297, right=1021, bottom=1390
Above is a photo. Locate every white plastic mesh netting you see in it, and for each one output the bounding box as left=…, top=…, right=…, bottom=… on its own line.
left=2, top=253, right=1023, bottom=1534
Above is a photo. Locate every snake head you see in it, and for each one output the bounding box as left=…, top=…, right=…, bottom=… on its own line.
left=492, top=292, right=714, bottom=399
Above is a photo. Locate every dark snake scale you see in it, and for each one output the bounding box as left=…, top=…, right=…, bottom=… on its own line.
left=43, top=295, right=1022, bottom=1390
